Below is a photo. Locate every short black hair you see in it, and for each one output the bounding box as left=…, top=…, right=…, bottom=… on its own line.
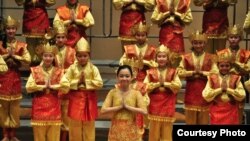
left=116, top=65, right=133, bottom=77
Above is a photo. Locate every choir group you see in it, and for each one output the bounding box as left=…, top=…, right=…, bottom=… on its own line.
left=0, top=0, right=250, bottom=141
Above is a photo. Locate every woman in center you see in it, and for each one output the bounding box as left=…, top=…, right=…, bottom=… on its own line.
left=101, top=65, right=147, bottom=141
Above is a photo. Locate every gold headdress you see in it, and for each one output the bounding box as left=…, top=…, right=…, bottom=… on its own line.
left=42, top=43, right=58, bottom=55
left=156, top=44, right=181, bottom=67
left=156, top=44, right=170, bottom=54
left=227, top=25, right=243, bottom=38
left=53, top=21, right=67, bottom=35
left=76, top=37, right=90, bottom=52
left=3, top=16, right=20, bottom=29
left=189, top=30, right=207, bottom=42
left=216, top=50, right=232, bottom=63
left=131, top=21, right=150, bottom=35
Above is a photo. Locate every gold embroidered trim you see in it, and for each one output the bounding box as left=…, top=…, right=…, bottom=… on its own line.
left=0, top=95, right=22, bottom=101
left=31, top=120, right=62, bottom=126
left=118, top=36, right=136, bottom=41
left=148, top=115, right=175, bottom=123
left=184, top=105, right=209, bottom=112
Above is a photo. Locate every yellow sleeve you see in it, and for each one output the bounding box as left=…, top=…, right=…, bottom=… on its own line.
left=75, top=11, right=95, bottom=28
left=227, top=77, right=246, bottom=101
left=143, top=60, right=158, bottom=68
left=135, top=0, right=155, bottom=11
left=25, top=74, right=46, bottom=94
left=85, top=65, right=103, bottom=90
left=0, top=56, right=8, bottom=73
left=244, top=79, right=250, bottom=94
left=113, top=0, right=133, bottom=10
left=143, top=72, right=161, bottom=93
left=59, top=74, right=70, bottom=94
left=101, top=90, right=114, bottom=110
left=66, top=65, right=80, bottom=90
left=53, top=13, right=72, bottom=26
left=202, top=78, right=222, bottom=102
left=175, top=8, right=193, bottom=25
left=177, top=57, right=193, bottom=78
left=13, top=46, right=31, bottom=65
left=151, top=7, right=171, bottom=26
left=164, top=72, right=182, bottom=94
left=233, top=59, right=250, bottom=74
left=136, top=91, right=147, bottom=111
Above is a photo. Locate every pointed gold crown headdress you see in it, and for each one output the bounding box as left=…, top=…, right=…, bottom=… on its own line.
left=76, top=37, right=90, bottom=52
left=156, top=44, right=181, bottom=67
left=42, top=42, right=58, bottom=55
left=189, top=30, right=207, bottom=42
left=3, top=16, right=20, bottom=29
left=53, top=21, right=67, bottom=35
left=216, top=50, right=232, bottom=63
left=156, top=44, right=170, bottom=54
left=131, top=21, right=150, bottom=35
left=40, top=29, right=57, bottom=55
left=227, top=25, right=243, bottom=38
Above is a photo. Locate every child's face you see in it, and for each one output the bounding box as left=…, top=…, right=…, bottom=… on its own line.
left=42, top=52, right=54, bottom=67
left=5, top=26, right=17, bottom=39
left=156, top=52, right=168, bottom=67
left=192, top=40, right=205, bottom=54
left=218, top=61, right=231, bottom=75
left=135, top=32, right=147, bottom=45
left=56, top=33, right=67, bottom=47
left=76, top=52, right=89, bottom=66
left=228, top=35, right=241, bottom=48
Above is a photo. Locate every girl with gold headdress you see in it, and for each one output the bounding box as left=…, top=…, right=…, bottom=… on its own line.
left=113, top=0, right=155, bottom=47
left=59, top=37, right=103, bottom=141
left=0, top=15, right=31, bottom=141
left=178, top=30, right=217, bottom=125
left=25, top=43, right=64, bottom=141
left=144, top=45, right=182, bottom=141
left=53, top=21, right=75, bottom=141
left=202, top=51, right=245, bottom=124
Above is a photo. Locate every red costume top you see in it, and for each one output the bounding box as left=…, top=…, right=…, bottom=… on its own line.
left=29, top=66, right=63, bottom=125
left=146, top=68, right=179, bottom=122
left=182, top=53, right=214, bottom=110
left=0, top=41, right=30, bottom=100
left=121, top=44, right=157, bottom=82
left=208, top=74, right=241, bottom=124
left=17, top=0, right=55, bottom=37
left=55, top=46, right=75, bottom=71
left=151, top=0, right=192, bottom=53
left=113, top=0, right=155, bottom=41
left=55, top=4, right=93, bottom=47
left=194, top=0, right=237, bottom=38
